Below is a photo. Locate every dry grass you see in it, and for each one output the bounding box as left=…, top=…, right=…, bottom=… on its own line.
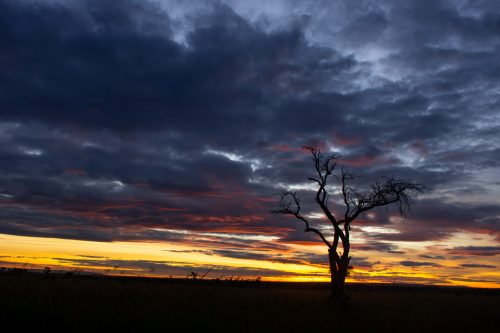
left=1, top=273, right=498, bottom=332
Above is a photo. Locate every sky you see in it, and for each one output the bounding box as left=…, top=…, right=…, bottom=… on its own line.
left=0, top=0, right=499, bottom=288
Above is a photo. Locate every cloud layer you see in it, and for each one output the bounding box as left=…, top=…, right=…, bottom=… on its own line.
left=0, top=0, right=499, bottom=284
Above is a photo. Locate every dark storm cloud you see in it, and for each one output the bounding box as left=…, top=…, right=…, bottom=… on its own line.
left=399, top=261, right=441, bottom=267
left=350, top=256, right=379, bottom=268
left=208, top=249, right=329, bottom=267
left=449, top=276, right=499, bottom=284
left=338, top=10, right=388, bottom=46
left=47, top=256, right=300, bottom=278
left=343, top=197, right=500, bottom=243
left=353, top=242, right=404, bottom=254
left=0, top=0, right=353, bottom=141
left=0, top=0, right=499, bottom=266
left=447, top=246, right=500, bottom=256
left=460, top=263, right=496, bottom=269
left=209, top=249, right=323, bottom=266
left=419, top=255, right=445, bottom=260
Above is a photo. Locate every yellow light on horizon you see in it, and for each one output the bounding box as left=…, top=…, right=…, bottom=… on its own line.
left=1, top=233, right=498, bottom=289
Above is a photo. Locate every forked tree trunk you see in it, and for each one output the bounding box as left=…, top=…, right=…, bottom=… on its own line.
left=328, top=249, right=349, bottom=302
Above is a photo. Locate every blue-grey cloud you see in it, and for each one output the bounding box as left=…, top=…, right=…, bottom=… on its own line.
left=399, top=260, right=440, bottom=267
left=0, top=0, right=499, bottom=265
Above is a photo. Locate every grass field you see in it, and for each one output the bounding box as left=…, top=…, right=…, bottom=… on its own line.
left=1, top=272, right=498, bottom=332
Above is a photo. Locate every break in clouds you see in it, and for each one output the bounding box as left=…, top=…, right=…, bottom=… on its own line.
left=0, top=0, right=499, bottom=269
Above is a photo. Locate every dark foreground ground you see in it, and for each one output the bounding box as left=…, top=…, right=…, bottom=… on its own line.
left=1, top=272, right=498, bottom=332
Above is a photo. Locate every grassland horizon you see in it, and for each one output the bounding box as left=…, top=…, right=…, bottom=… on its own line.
left=2, top=269, right=498, bottom=332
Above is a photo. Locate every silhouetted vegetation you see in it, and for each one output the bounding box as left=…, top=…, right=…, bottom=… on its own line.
left=0, top=271, right=497, bottom=332
left=275, top=146, right=424, bottom=301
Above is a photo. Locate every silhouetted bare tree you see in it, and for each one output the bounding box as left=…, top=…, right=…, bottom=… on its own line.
left=275, top=146, right=424, bottom=302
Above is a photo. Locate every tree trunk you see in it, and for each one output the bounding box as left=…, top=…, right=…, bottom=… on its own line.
left=328, top=249, right=348, bottom=303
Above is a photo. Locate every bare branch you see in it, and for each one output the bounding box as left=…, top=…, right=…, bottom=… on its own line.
left=347, top=177, right=425, bottom=222
left=273, top=191, right=332, bottom=248
left=337, top=167, right=355, bottom=221
left=302, top=146, right=342, bottom=228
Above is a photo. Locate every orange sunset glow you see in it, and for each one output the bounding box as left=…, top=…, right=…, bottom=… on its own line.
left=2, top=229, right=498, bottom=288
